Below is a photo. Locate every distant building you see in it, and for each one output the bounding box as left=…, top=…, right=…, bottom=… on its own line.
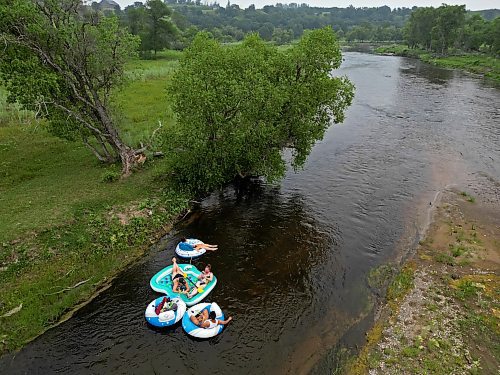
left=91, top=0, right=121, bottom=12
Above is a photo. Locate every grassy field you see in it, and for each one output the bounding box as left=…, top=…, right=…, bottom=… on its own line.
left=375, top=44, right=500, bottom=82
left=0, top=50, right=189, bottom=353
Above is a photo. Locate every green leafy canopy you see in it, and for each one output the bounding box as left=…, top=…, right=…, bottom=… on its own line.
left=167, top=27, right=354, bottom=192
left=0, top=0, right=141, bottom=169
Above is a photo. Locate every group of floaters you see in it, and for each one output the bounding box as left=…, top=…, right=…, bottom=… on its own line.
left=145, top=237, right=233, bottom=338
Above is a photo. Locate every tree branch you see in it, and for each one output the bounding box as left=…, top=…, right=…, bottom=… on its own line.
left=45, top=278, right=91, bottom=296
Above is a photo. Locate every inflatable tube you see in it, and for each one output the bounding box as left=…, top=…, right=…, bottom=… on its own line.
left=150, top=264, right=217, bottom=307
left=182, top=302, right=225, bottom=339
left=145, top=296, right=186, bottom=328
left=175, top=238, right=207, bottom=259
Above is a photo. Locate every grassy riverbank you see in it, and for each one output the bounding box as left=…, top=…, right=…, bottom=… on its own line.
left=349, top=190, right=500, bottom=374
left=375, top=44, right=500, bottom=82
left=0, top=51, right=189, bottom=354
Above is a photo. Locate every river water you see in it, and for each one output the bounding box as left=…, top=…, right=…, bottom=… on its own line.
left=1, top=53, right=499, bottom=374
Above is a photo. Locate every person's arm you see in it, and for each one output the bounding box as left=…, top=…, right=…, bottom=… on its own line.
left=217, top=316, right=233, bottom=325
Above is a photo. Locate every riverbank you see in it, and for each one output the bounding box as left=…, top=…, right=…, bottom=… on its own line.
left=349, top=188, right=500, bottom=374
left=0, top=52, right=191, bottom=354
left=374, top=44, right=500, bottom=82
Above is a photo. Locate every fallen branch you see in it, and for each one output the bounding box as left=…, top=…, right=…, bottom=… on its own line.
left=2, top=303, right=23, bottom=318
left=45, top=278, right=91, bottom=296
left=180, top=209, right=191, bottom=221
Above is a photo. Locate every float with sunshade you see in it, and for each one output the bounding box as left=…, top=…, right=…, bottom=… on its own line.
left=144, top=296, right=186, bottom=328
left=150, top=263, right=217, bottom=307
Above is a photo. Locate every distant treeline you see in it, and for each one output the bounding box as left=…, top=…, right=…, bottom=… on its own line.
left=167, top=2, right=412, bottom=43
left=110, top=1, right=413, bottom=49
left=405, top=5, right=499, bottom=55
left=92, top=0, right=500, bottom=55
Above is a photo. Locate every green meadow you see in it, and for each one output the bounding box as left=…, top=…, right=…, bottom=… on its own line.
left=0, top=51, right=188, bottom=353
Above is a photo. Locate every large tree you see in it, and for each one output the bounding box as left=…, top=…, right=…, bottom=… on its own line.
left=142, top=0, right=178, bottom=55
left=167, top=27, right=354, bottom=192
left=0, top=0, right=142, bottom=175
left=431, top=5, right=466, bottom=54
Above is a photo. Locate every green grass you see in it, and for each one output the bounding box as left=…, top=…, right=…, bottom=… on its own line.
left=387, top=265, right=415, bottom=302
left=0, top=54, right=184, bottom=243
left=0, top=126, right=164, bottom=242
left=460, top=191, right=476, bottom=203
left=434, top=252, right=455, bottom=265
left=0, top=50, right=190, bottom=353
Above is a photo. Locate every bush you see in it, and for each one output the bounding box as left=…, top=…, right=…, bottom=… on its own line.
left=101, top=168, right=121, bottom=183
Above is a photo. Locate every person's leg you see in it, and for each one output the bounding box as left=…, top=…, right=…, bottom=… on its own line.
left=171, top=257, right=182, bottom=275
left=196, top=281, right=205, bottom=288
left=195, top=243, right=218, bottom=250
left=188, top=288, right=198, bottom=298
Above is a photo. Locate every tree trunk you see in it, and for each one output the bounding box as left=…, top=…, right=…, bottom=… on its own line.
left=117, top=143, right=138, bottom=177
left=93, top=98, right=141, bottom=176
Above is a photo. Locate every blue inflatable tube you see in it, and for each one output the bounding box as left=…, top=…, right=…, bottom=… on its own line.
left=175, top=239, right=207, bottom=259
left=182, top=302, right=225, bottom=339
left=145, top=296, right=186, bottom=328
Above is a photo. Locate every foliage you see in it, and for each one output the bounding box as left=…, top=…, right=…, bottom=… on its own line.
left=122, top=1, right=180, bottom=55
left=0, top=87, right=37, bottom=127
left=167, top=27, right=354, bottom=192
left=0, top=0, right=142, bottom=174
left=101, top=168, right=121, bottom=183
left=430, top=5, right=466, bottom=54
left=346, top=23, right=403, bottom=42
left=117, top=3, right=413, bottom=45
left=404, top=5, right=499, bottom=55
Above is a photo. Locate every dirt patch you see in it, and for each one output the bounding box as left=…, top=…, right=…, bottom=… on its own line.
left=351, top=189, right=500, bottom=374
left=107, top=201, right=153, bottom=225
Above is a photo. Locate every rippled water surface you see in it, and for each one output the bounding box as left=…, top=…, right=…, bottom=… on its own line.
left=2, top=53, right=499, bottom=374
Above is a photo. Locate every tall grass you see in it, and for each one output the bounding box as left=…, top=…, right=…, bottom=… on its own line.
left=0, top=87, right=37, bottom=127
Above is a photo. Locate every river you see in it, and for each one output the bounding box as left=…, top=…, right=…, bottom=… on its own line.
left=1, top=53, right=499, bottom=374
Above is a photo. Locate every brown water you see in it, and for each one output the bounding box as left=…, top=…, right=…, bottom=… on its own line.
left=1, top=53, right=499, bottom=374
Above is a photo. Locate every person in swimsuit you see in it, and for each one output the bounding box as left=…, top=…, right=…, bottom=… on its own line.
left=171, top=257, right=190, bottom=294
left=178, top=237, right=218, bottom=252
left=189, top=309, right=232, bottom=328
left=187, top=264, right=213, bottom=299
